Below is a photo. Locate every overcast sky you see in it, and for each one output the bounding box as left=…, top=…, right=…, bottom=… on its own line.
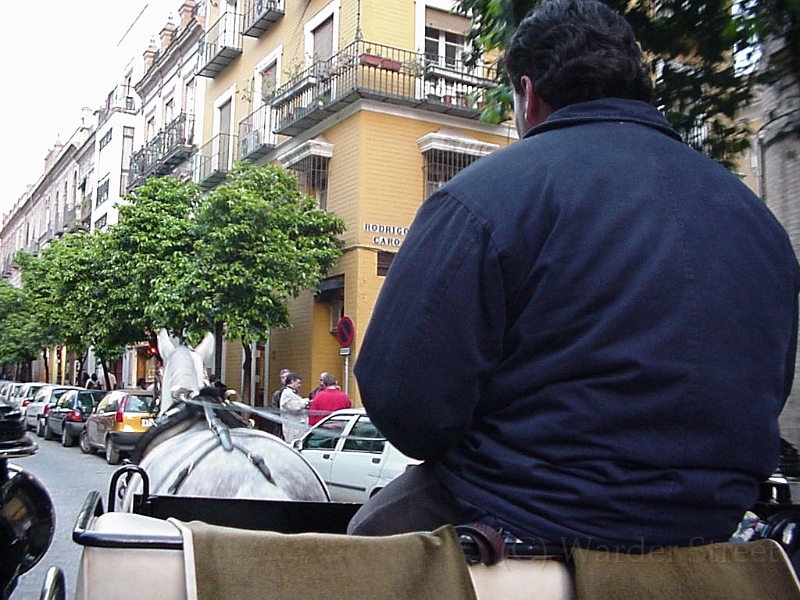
left=0, top=0, right=176, bottom=217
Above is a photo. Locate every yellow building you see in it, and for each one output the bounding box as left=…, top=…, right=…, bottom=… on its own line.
left=194, top=0, right=515, bottom=405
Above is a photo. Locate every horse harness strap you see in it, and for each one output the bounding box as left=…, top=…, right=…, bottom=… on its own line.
left=167, top=399, right=276, bottom=494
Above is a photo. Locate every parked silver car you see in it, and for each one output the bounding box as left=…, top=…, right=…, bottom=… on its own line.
left=24, top=384, right=82, bottom=437
left=12, top=382, right=47, bottom=412
left=293, top=408, right=420, bottom=503
left=0, top=381, right=21, bottom=406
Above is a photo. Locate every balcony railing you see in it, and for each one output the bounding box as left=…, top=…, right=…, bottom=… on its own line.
left=242, top=0, right=284, bottom=38
left=238, top=103, right=278, bottom=161
left=127, top=113, right=196, bottom=191
left=197, top=12, right=243, bottom=77
left=270, top=39, right=498, bottom=137
left=193, top=133, right=236, bottom=188
left=98, top=85, right=137, bottom=125
left=128, top=148, right=147, bottom=190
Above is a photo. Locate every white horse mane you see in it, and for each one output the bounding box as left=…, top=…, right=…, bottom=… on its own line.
left=157, top=328, right=214, bottom=415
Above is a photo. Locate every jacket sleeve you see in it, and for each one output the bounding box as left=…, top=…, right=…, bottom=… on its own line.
left=354, top=192, right=505, bottom=460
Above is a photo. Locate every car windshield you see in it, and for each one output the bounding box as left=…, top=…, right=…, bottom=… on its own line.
left=125, top=394, right=155, bottom=413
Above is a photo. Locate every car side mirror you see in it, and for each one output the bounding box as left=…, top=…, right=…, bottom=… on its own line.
left=292, top=439, right=303, bottom=450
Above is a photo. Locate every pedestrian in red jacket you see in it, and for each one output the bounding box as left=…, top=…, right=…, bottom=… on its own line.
left=308, top=373, right=351, bottom=425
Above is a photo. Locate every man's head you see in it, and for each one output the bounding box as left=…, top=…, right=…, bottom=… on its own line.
left=505, top=0, right=653, bottom=136
left=286, top=372, right=302, bottom=390
left=321, top=373, right=337, bottom=387
left=318, top=372, right=331, bottom=387
left=279, top=368, right=291, bottom=384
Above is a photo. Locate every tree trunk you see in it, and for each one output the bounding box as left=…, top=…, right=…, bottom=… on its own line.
left=241, top=341, right=252, bottom=402
left=214, top=321, right=224, bottom=379
left=42, top=349, right=50, bottom=382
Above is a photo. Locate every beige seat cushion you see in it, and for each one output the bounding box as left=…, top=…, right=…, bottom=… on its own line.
left=173, top=520, right=478, bottom=600
left=572, top=539, right=800, bottom=600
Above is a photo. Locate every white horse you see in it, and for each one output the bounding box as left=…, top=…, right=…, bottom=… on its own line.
left=119, top=329, right=329, bottom=511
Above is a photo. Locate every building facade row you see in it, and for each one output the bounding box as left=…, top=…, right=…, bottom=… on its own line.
left=1, top=1, right=797, bottom=438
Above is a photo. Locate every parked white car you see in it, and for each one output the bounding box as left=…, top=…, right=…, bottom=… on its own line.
left=24, top=384, right=82, bottom=437
left=293, top=408, right=420, bottom=503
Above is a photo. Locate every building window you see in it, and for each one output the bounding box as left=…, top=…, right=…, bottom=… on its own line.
left=94, top=214, right=108, bottom=231
left=99, top=130, right=113, bottom=150
left=312, top=16, right=334, bottom=63
left=96, top=179, right=110, bottom=207
left=289, top=155, right=329, bottom=210
left=260, top=61, right=278, bottom=103
left=314, top=274, right=345, bottom=332
left=423, top=150, right=479, bottom=197
left=417, top=128, right=499, bottom=198
left=278, top=137, right=334, bottom=211
left=424, top=8, right=470, bottom=69
left=377, top=251, right=396, bottom=276
left=425, top=27, right=466, bottom=69
left=121, top=126, right=135, bottom=189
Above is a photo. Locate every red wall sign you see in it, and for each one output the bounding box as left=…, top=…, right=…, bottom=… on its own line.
left=335, top=316, right=355, bottom=348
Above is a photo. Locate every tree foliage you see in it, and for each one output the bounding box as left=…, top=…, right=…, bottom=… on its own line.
left=10, top=162, right=346, bottom=392
left=108, top=176, right=204, bottom=337
left=456, top=0, right=799, bottom=167
left=193, top=162, right=346, bottom=397
left=0, top=280, right=42, bottom=377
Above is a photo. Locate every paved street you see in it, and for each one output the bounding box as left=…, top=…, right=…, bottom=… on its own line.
left=9, top=432, right=119, bottom=600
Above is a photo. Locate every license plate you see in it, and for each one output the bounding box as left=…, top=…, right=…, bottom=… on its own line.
left=141, top=418, right=154, bottom=427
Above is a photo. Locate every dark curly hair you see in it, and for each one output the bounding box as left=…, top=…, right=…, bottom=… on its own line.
left=504, top=0, right=653, bottom=110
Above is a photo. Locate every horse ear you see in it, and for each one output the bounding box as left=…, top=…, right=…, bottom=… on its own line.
left=195, top=331, right=215, bottom=363
left=157, top=328, right=176, bottom=360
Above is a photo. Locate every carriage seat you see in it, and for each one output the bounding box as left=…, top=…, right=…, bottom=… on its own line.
left=76, top=511, right=800, bottom=600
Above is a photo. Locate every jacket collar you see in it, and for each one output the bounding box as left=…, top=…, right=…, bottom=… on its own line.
left=523, top=98, right=683, bottom=142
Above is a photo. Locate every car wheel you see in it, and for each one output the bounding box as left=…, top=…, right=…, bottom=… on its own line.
left=43, top=420, right=56, bottom=441
left=36, top=417, right=46, bottom=438
left=61, top=427, right=74, bottom=447
left=105, top=440, right=120, bottom=465
left=79, top=431, right=92, bottom=454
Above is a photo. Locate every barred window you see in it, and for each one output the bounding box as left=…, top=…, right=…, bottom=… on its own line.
left=288, top=154, right=329, bottom=210
left=422, top=149, right=479, bottom=197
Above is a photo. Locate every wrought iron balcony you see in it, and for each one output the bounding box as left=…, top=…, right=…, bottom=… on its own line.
left=238, top=103, right=278, bottom=161
left=197, top=12, right=243, bottom=77
left=128, top=148, right=147, bottom=190
left=126, top=114, right=195, bottom=192
left=98, top=85, right=137, bottom=125
left=193, top=133, right=236, bottom=189
left=270, top=40, right=498, bottom=137
left=241, top=0, right=284, bottom=38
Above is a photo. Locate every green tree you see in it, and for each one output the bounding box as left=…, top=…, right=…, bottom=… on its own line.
left=192, top=162, right=346, bottom=399
left=15, top=232, right=133, bottom=387
left=456, top=0, right=799, bottom=167
left=108, top=176, right=204, bottom=337
left=15, top=249, right=64, bottom=381
left=0, top=281, right=42, bottom=379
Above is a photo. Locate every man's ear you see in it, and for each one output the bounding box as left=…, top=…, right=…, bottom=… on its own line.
left=521, top=75, right=552, bottom=127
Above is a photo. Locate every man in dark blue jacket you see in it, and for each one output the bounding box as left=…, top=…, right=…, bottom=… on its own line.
left=349, top=0, right=800, bottom=552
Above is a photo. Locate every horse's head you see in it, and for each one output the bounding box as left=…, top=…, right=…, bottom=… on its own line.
left=157, top=328, right=214, bottom=415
